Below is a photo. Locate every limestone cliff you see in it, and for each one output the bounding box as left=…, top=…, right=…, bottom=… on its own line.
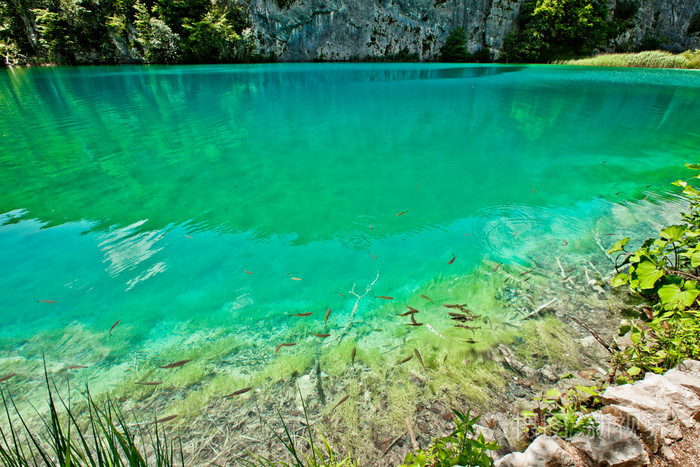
left=246, top=0, right=700, bottom=61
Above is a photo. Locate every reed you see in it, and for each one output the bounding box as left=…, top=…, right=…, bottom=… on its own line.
left=557, top=50, right=700, bottom=69
left=0, top=362, right=184, bottom=467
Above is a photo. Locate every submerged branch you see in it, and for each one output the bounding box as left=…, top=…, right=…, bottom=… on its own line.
left=339, top=273, right=379, bottom=339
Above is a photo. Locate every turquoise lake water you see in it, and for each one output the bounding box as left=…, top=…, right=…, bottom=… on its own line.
left=0, top=64, right=698, bottom=387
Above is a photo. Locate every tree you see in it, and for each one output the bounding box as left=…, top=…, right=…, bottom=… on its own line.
left=440, top=27, right=469, bottom=62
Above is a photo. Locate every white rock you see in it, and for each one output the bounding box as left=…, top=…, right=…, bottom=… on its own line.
left=664, top=368, right=700, bottom=397
left=569, top=413, right=649, bottom=467
left=638, top=373, right=700, bottom=428
left=496, top=435, right=575, bottom=467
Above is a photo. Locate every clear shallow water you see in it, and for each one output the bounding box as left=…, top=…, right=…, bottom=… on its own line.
left=0, top=63, right=698, bottom=359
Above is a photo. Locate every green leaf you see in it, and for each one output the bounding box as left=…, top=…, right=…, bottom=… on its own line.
left=660, top=225, right=686, bottom=242
left=686, top=163, right=700, bottom=170
left=619, top=324, right=632, bottom=336
left=635, top=260, right=664, bottom=290
left=627, top=366, right=642, bottom=376
left=611, top=273, right=629, bottom=288
left=607, top=237, right=630, bottom=255
left=691, top=249, right=700, bottom=268
left=658, top=283, right=700, bottom=310
left=545, top=388, right=561, bottom=399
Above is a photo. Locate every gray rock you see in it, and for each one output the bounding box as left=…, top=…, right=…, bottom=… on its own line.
left=637, top=373, right=700, bottom=428
left=602, top=382, right=676, bottom=427
left=247, top=0, right=700, bottom=62
left=603, top=404, right=674, bottom=453
left=496, top=435, right=575, bottom=467
left=539, top=365, right=559, bottom=383
left=569, top=413, right=650, bottom=467
left=498, top=344, right=537, bottom=379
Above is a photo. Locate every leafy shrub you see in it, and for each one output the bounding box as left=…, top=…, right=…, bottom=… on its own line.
left=609, top=163, right=700, bottom=381
left=522, top=386, right=600, bottom=439
left=401, top=409, right=499, bottom=467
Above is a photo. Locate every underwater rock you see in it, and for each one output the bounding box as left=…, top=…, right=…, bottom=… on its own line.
left=538, top=365, right=559, bottom=384
left=497, top=345, right=537, bottom=380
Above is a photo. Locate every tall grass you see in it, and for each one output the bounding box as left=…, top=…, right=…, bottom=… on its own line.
left=0, top=363, right=183, bottom=466
left=557, top=50, right=700, bottom=69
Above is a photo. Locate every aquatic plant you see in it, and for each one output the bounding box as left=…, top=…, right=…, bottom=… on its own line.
left=0, top=364, right=184, bottom=466
left=401, top=409, right=499, bottom=467
left=244, top=388, right=356, bottom=467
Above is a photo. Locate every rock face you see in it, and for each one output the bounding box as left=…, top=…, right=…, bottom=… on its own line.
left=248, top=0, right=700, bottom=61
left=495, top=360, right=700, bottom=467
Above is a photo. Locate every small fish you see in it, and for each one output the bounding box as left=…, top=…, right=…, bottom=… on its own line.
left=531, top=189, right=536, bottom=193
left=409, top=314, right=423, bottom=326
left=275, top=343, right=296, bottom=354
left=493, top=263, right=502, bottom=272
left=603, top=161, right=608, bottom=164
left=66, top=365, right=88, bottom=370
left=338, top=292, right=345, bottom=297
left=454, top=324, right=478, bottom=332
left=405, top=304, right=420, bottom=313
left=564, top=267, right=575, bottom=273
left=369, top=252, right=377, bottom=259
left=155, top=415, right=177, bottom=424
left=0, top=373, right=17, bottom=383
left=223, top=387, right=252, bottom=397
left=397, top=211, right=407, bottom=216
left=376, top=296, right=394, bottom=300
left=420, top=294, right=433, bottom=302
left=396, top=310, right=419, bottom=317
left=464, top=233, right=472, bottom=236
left=290, top=277, right=303, bottom=281
left=398, top=355, right=413, bottom=364
left=109, top=319, right=120, bottom=336
left=185, top=235, right=193, bottom=239
left=370, top=224, right=373, bottom=230
left=160, top=359, right=190, bottom=369
left=460, top=338, right=480, bottom=344
left=524, top=277, right=530, bottom=282
left=448, top=254, right=455, bottom=265
left=504, top=277, right=509, bottom=284
left=645, top=185, right=651, bottom=188
left=413, top=349, right=425, bottom=368
left=518, top=270, right=532, bottom=277
left=615, top=192, right=620, bottom=195
left=406, top=322, right=423, bottom=327
left=562, top=239, right=568, bottom=246
left=136, top=381, right=163, bottom=386
left=311, top=332, right=330, bottom=338
left=351, top=347, right=357, bottom=365
left=291, top=312, right=313, bottom=317
left=331, top=395, right=349, bottom=411
left=513, top=232, right=517, bottom=237
left=37, top=300, right=56, bottom=304
left=325, top=308, right=331, bottom=324
left=244, top=270, right=253, bottom=274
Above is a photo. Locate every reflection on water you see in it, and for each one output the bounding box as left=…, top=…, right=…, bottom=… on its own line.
left=0, top=65, right=698, bottom=461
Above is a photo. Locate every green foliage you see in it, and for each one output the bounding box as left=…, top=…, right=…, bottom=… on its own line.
left=609, top=164, right=700, bottom=381
left=0, top=0, right=253, bottom=64
left=439, top=27, right=469, bottom=62
left=0, top=363, right=184, bottom=466
left=401, top=409, right=499, bottom=467
left=522, top=385, right=600, bottom=439
left=501, top=0, right=609, bottom=63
